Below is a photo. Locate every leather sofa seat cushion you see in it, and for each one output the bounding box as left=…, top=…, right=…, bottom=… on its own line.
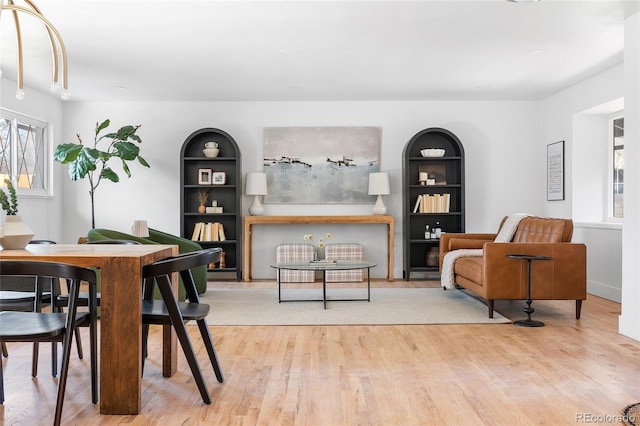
left=454, top=256, right=484, bottom=285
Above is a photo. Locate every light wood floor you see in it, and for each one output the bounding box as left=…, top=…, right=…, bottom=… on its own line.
left=2, top=280, right=640, bottom=425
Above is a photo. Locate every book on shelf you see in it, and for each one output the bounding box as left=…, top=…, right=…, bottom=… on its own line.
left=415, top=193, right=451, bottom=213
left=412, top=195, right=422, bottom=213
left=190, top=221, right=227, bottom=242
left=218, top=223, right=226, bottom=241
left=191, top=222, right=204, bottom=241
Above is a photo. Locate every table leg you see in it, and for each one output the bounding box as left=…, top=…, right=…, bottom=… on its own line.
left=514, top=258, right=545, bottom=327
left=322, top=271, right=327, bottom=310
left=243, top=222, right=252, bottom=281
left=387, top=223, right=394, bottom=281
left=99, top=258, right=143, bottom=414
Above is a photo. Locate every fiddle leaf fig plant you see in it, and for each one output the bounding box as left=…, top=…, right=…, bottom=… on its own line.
left=54, top=119, right=150, bottom=228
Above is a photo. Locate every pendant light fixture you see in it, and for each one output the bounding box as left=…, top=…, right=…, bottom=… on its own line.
left=1, top=0, right=70, bottom=100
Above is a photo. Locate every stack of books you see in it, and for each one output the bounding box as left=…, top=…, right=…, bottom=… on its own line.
left=191, top=222, right=226, bottom=241
left=413, top=194, right=451, bottom=213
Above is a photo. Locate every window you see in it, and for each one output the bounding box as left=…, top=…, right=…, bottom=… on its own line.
left=612, top=116, right=624, bottom=219
left=0, top=110, right=49, bottom=195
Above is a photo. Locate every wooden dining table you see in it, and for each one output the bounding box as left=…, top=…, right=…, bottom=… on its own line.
left=0, top=243, right=179, bottom=415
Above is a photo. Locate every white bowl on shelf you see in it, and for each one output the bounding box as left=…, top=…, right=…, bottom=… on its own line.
left=420, top=148, right=445, bottom=157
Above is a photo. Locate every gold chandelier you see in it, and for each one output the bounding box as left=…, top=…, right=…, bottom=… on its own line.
left=1, top=0, right=70, bottom=100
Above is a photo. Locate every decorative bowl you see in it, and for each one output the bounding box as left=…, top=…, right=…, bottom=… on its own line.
left=420, top=148, right=445, bottom=157
left=203, top=148, right=220, bottom=158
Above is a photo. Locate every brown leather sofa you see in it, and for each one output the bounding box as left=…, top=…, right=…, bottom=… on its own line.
left=439, top=216, right=587, bottom=318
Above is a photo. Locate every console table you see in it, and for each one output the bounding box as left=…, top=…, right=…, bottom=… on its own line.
left=243, top=215, right=394, bottom=281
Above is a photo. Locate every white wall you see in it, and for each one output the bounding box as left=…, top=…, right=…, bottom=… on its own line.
left=60, top=100, right=543, bottom=279
left=619, top=12, right=640, bottom=340
left=539, top=64, right=625, bottom=302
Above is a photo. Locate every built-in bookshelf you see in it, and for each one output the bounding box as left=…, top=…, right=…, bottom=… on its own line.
left=180, top=128, right=242, bottom=280
left=402, top=128, right=465, bottom=280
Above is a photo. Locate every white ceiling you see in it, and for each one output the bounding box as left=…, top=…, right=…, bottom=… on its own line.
left=1, top=0, right=639, bottom=102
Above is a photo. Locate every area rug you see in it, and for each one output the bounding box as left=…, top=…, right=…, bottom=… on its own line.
left=200, top=287, right=511, bottom=326
left=623, top=403, right=640, bottom=426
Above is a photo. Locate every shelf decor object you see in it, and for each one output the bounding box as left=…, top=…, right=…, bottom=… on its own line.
left=203, top=141, right=220, bottom=157
left=1, top=0, right=71, bottom=100
left=180, top=128, right=242, bottom=280
left=402, top=127, right=465, bottom=280
left=131, top=220, right=149, bottom=237
left=246, top=172, right=268, bottom=216
left=368, top=172, right=390, bottom=215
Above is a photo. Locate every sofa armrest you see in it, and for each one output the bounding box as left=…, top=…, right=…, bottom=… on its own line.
left=439, top=233, right=496, bottom=270
left=482, top=242, right=587, bottom=300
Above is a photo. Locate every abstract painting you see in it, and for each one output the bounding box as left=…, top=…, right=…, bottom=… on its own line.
left=263, top=127, right=380, bottom=204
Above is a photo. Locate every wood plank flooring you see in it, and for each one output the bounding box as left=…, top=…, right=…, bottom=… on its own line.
left=1, top=280, right=639, bottom=425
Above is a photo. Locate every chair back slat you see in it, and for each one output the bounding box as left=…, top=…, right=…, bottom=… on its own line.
left=143, top=248, right=221, bottom=278
left=0, top=260, right=96, bottom=284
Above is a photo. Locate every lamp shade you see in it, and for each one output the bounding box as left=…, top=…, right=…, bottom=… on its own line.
left=368, top=172, right=390, bottom=195
left=245, top=172, right=268, bottom=195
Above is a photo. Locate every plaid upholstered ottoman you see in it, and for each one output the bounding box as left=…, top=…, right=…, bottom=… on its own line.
left=276, top=243, right=315, bottom=283
left=324, top=243, right=364, bottom=282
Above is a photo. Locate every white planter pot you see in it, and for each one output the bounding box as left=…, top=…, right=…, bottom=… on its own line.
left=0, top=215, right=34, bottom=249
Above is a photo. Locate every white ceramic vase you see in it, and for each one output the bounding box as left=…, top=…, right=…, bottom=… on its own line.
left=0, top=215, right=34, bottom=249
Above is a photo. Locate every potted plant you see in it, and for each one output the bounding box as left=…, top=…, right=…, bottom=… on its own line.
left=54, top=119, right=150, bottom=228
left=0, top=179, right=35, bottom=249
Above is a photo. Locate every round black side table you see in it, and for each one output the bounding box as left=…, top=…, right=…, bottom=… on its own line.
left=506, top=254, right=553, bottom=327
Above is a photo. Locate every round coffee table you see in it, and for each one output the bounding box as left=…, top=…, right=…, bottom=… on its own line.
left=270, top=260, right=376, bottom=309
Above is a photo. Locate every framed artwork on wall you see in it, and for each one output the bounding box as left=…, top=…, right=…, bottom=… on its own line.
left=263, top=126, right=381, bottom=204
left=547, top=141, right=564, bottom=201
left=198, top=168, right=212, bottom=185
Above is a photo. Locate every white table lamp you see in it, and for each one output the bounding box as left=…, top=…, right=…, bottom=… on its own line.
left=368, top=172, right=390, bottom=215
left=246, top=172, right=268, bottom=216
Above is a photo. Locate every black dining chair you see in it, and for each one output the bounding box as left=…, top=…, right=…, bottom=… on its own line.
left=0, top=240, right=67, bottom=377
left=0, top=259, right=99, bottom=426
left=141, top=248, right=224, bottom=404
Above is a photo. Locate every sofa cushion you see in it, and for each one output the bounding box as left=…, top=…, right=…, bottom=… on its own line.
left=454, top=257, right=484, bottom=285
left=512, top=217, right=572, bottom=243
left=448, top=238, right=488, bottom=251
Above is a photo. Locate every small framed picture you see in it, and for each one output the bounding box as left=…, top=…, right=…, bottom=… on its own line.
left=212, top=171, right=226, bottom=185
left=198, top=168, right=212, bottom=185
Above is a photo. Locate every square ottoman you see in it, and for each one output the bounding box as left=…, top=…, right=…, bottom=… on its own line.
left=324, top=243, right=363, bottom=282
left=276, top=243, right=315, bottom=283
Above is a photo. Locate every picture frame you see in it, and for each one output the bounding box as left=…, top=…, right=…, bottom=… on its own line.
left=547, top=141, right=564, bottom=201
left=197, top=168, right=212, bottom=185
left=212, top=171, right=226, bottom=185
